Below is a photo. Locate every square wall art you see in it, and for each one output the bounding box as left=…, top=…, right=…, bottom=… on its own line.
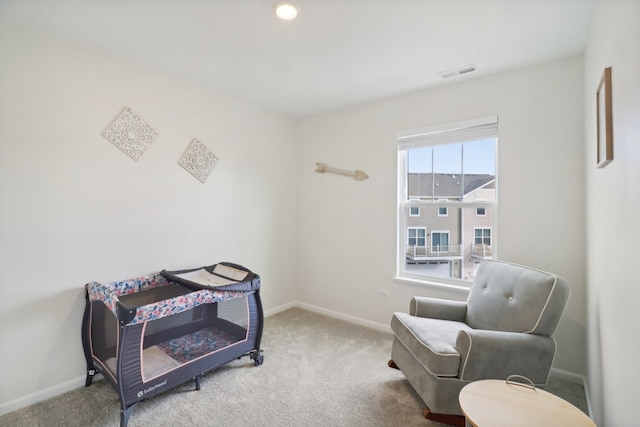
left=102, top=107, right=158, bottom=161
left=178, top=138, right=219, bottom=183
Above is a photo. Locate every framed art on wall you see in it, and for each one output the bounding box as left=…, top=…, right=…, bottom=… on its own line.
left=596, top=67, right=613, bottom=168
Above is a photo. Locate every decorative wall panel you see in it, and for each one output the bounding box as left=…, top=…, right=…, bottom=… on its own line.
left=102, top=107, right=158, bottom=161
left=178, top=138, right=219, bottom=183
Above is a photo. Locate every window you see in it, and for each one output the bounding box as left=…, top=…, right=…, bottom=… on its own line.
left=431, top=231, right=450, bottom=253
left=407, top=227, right=426, bottom=247
left=472, top=227, right=492, bottom=259
left=397, top=116, right=498, bottom=285
left=474, top=228, right=491, bottom=245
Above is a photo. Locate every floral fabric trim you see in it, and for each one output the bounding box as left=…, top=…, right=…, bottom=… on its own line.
left=86, top=273, right=249, bottom=325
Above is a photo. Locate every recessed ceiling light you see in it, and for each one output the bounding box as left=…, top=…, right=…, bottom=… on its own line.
left=274, top=2, right=299, bottom=21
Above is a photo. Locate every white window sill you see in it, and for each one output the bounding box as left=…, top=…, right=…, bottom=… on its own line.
left=393, top=276, right=471, bottom=293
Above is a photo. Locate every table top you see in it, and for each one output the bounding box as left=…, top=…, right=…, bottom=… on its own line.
left=459, top=379, right=597, bottom=427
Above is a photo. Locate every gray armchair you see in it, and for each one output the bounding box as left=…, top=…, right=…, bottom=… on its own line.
left=389, top=260, right=570, bottom=424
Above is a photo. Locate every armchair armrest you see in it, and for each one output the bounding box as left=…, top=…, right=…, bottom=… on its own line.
left=410, top=296, right=467, bottom=322
left=456, top=329, right=556, bottom=384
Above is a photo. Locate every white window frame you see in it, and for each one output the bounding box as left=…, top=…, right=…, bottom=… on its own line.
left=476, top=207, right=486, bottom=216
left=430, top=230, right=451, bottom=253
left=437, top=200, right=448, bottom=217
left=409, top=206, right=420, bottom=217
left=395, top=116, right=498, bottom=288
left=407, top=226, right=427, bottom=247
left=474, top=227, right=492, bottom=246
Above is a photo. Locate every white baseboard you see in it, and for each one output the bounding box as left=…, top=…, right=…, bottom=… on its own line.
left=550, top=367, right=592, bottom=417
left=293, top=301, right=392, bottom=333
left=263, top=301, right=297, bottom=318
left=583, top=377, right=593, bottom=418
left=550, top=366, right=584, bottom=384
left=0, top=375, right=86, bottom=417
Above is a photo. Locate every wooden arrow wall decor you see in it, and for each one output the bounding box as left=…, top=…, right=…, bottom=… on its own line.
left=315, top=163, right=368, bottom=181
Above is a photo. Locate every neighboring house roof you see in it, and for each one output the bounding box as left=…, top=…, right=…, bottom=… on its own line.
left=408, top=173, right=495, bottom=199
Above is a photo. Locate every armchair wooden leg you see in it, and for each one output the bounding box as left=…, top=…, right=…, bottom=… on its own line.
left=422, top=407, right=465, bottom=427
left=387, top=359, right=399, bottom=369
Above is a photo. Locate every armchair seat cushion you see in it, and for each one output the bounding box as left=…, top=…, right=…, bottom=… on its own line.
left=391, top=312, right=472, bottom=377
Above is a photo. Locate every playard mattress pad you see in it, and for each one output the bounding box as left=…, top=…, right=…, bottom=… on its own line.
left=160, top=262, right=261, bottom=292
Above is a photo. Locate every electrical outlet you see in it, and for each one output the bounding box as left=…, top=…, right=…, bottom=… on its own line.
left=377, top=289, right=388, bottom=299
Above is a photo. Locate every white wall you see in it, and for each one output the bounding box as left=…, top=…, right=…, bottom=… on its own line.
left=2, top=11, right=615, bottom=419
left=296, top=57, right=587, bottom=376
left=584, top=1, right=640, bottom=425
left=0, top=21, right=297, bottom=413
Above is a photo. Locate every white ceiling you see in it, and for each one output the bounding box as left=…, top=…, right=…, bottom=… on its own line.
left=0, top=0, right=595, bottom=118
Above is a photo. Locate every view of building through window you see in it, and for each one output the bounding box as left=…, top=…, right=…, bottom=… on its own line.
left=399, top=136, right=497, bottom=283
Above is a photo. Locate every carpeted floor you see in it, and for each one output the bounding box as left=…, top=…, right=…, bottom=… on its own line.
left=0, top=308, right=589, bottom=426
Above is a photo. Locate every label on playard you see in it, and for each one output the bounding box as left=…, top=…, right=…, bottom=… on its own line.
left=137, top=379, right=167, bottom=398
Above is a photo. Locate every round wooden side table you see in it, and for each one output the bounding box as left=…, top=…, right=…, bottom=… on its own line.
left=459, top=378, right=596, bottom=427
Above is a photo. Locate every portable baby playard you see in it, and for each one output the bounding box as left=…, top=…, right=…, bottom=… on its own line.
left=82, top=262, right=264, bottom=427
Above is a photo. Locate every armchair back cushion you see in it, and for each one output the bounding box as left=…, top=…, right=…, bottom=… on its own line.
left=465, top=260, right=570, bottom=335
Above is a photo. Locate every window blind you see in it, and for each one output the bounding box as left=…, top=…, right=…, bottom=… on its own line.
left=398, top=115, right=498, bottom=150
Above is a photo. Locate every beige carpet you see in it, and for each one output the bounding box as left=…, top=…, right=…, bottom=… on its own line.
left=0, top=308, right=588, bottom=426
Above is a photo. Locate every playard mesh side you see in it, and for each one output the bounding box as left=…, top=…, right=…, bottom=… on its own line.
left=86, top=272, right=256, bottom=380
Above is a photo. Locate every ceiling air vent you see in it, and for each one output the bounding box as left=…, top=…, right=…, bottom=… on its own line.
left=438, top=64, right=477, bottom=79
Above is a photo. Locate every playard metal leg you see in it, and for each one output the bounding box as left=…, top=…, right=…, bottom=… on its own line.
left=85, top=368, right=96, bottom=387
left=120, top=405, right=135, bottom=427
left=239, top=349, right=264, bottom=366
left=250, top=350, right=264, bottom=366
left=194, top=375, right=202, bottom=391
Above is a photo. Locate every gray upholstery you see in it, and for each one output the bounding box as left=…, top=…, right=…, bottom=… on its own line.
left=466, top=260, right=569, bottom=334
left=391, top=313, right=472, bottom=377
left=389, top=259, right=570, bottom=416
